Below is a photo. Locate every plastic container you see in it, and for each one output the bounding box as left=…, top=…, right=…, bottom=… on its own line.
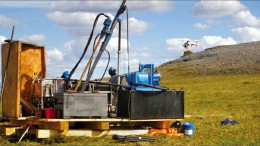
left=43, top=108, right=56, bottom=119
left=183, top=122, right=194, bottom=136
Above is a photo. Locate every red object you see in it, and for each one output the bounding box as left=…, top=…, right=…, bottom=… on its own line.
left=148, top=128, right=174, bottom=135
left=148, top=128, right=184, bottom=137
left=44, top=108, right=56, bottom=119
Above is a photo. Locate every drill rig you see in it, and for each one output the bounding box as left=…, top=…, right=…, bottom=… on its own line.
left=1, top=0, right=184, bottom=120
left=53, top=0, right=184, bottom=119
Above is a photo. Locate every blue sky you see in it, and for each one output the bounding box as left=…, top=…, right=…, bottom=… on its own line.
left=0, top=1, right=260, bottom=81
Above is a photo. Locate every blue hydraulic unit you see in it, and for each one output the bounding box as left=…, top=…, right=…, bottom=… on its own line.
left=118, top=64, right=184, bottom=119
left=125, top=64, right=166, bottom=91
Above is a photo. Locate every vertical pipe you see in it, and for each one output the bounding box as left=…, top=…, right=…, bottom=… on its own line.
left=117, top=19, right=121, bottom=85
left=126, top=8, right=130, bottom=74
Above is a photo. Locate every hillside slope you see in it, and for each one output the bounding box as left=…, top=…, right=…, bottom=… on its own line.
left=159, top=41, right=260, bottom=76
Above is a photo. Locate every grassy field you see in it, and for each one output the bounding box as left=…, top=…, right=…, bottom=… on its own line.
left=0, top=73, right=259, bottom=145
left=161, top=74, right=260, bottom=145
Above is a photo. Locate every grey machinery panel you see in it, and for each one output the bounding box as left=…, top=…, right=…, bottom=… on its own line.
left=54, top=93, right=108, bottom=118
left=117, top=90, right=184, bottom=119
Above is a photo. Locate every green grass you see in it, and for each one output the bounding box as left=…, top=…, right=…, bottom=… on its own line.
left=0, top=74, right=259, bottom=145
left=160, top=74, right=260, bottom=145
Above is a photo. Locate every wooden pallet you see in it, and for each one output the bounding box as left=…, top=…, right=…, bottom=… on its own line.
left=0, top=117, right=181, bottom=138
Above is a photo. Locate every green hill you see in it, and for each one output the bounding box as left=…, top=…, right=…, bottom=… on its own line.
left=158, top=41, right=260, bottom=77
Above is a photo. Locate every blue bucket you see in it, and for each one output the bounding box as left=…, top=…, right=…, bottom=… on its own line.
left=183, top=122, right=194, bottom=136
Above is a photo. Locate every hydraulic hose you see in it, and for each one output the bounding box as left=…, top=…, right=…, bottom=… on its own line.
left=97, top=49, right=110, bottom=87
left=80, top=0, right=127, bottom=92
left=66, top=13, right=110, bottom=89
left=74, top=37, right=103, bottom=90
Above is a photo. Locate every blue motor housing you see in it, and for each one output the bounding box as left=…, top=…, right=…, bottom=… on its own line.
left=125, top=64, right=161, bottom=91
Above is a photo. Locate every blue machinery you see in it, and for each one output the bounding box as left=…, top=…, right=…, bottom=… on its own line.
left=125, top=64, right=167, bottom=91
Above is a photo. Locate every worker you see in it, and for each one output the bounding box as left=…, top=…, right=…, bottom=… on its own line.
left=183, top=40, right=190, bottom=49
left=108, top=67, right=118, bottom=117
left=61, top=71, right=70, bottom=79
left=155, top=69, right=160, bottom=74
left=108, top=67, right=117, bottom=83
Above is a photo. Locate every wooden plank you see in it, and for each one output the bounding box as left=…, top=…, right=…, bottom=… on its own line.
left=38, top=118, right=180, bottom=122
left=62, top=129, right=149, bottom=138
left=2, top=41, right=20, bottom=118
left=146, top=121, right=171, bottom=129
left=36, top=129, right=59, bottom=138
left=10, top=119, right=39, bottom=127
left=4, top=126, right=23, bottom=136
left=7, top=117, right=31, bottom=120
left=40, top=121, right=69, bottom=130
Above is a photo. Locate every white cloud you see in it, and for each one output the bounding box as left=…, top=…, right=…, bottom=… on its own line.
left=192, top=1, right=245, bottom=18
left=0, top=15, right=18, bottom=27
left=47, top=11, right=97, bottom=27
left=166, top=38, right=190, bottom=52
left=131, top=47, right=151, bottom=58
left=48, top=1, right=121, bottom=12
left=107, top=37, right=128, bottom=56
left=47, top=11, right=116, bottom=37
left=63, top=37, right=128, bottom=61
left=48, top=11, right=149, bottom=37
left=121, top=58, right=140, bottom=70
left=232, top=27, right=260, bottom=42
left=0, top=36, right=7, bottom=44
left=233, top=10, right=260, bottom=27
left=0, top=1, right=48, bottom=8
left=127, top=1, right=172, bottom=12
left=48, top=1, right=172, bottom=13
left=123, top=17, right=149, bottom=35
left=97, top=59, right=110, bottom=68
left=192, top=0, right=260, bottom=44
left=194, top=23, right=209, bottom=30
left=63, top=38, right=94, bottom=62
left=20, top=34, right=46, bottom=42
left=200, top=36, right=237, bottom=50
left=47, top=48, right=64, bottom=62
left=166, top=36, right=237, bottom=55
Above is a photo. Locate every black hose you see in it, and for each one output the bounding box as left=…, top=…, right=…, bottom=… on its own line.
left=97, top=49, right=110, bottom=86
left=66, top=13, right=110, bottom=89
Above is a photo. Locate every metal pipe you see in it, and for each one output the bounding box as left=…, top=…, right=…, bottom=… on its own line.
left=126, top=7, right=130, bottom=74
left=136, top=83, right=168, bottom=91
left=80, top=0, right=127, bottom=92
left=74, top=38, right=103, bottom=91
left=117, top=19, right=121, bottom=85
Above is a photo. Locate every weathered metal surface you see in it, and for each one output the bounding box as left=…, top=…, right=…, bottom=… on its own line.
left=54, top=93, right=108, bottom=118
